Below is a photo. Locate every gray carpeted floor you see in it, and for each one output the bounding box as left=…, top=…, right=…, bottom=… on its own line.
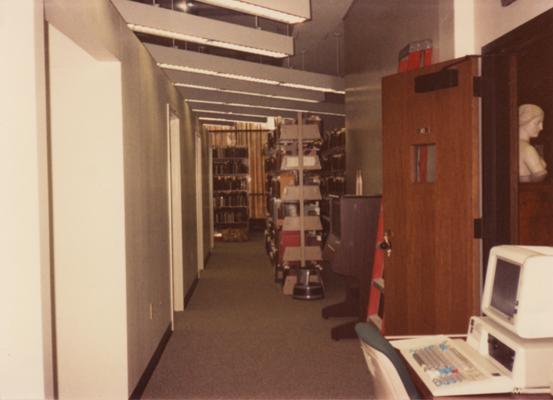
left=142, top=233, right=374, bottom=399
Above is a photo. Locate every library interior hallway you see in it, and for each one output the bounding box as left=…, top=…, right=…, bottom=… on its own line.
left=142, top=233, right=374, bottom=399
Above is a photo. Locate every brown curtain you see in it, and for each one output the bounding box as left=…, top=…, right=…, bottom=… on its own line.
left=208, top=123, right=268, bottom=219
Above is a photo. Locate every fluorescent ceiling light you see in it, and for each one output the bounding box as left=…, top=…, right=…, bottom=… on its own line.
left=187, top=99, right=226, bottom=105
left=281, top=82, right=345, bottom=95
left=165, top=69, right=326, bottom=102
left=199, top=116, right=265, bottom=124
left=192, top=104, right=297, bottom=119
left=161, top=62, right=344, bottom=93
left=129, top=24, right=209, bottom=44
left=193, top=108, right=274, bottom=118
left=197, top=0, right=310, bottom=24
left=174, top=83, right=319, bottom=103
left=147, top=44, right=345, bottom=94
left=128, top=24, right=288, bottom=58
left=159, top=63, right=280, bottom=85
left=186, top=99, right=345, bottom=117
left=203, top=124, right=234, bottom=128
left=113, top=0, right=293, bottom=58
left=174, top=0, right=191, bottom=11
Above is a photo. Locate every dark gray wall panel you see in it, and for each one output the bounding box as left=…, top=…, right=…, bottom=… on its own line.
left=344, top=0, right=449, bottom=195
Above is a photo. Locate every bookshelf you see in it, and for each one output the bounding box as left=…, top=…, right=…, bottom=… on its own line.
left=213, top=146, right=249, bottom=241
left=320, top=128, right=346, bottom=245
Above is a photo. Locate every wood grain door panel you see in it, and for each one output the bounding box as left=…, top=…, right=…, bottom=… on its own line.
left=382, top=57, right=480, bottom=335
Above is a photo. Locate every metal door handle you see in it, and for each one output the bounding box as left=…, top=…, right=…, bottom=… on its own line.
left=379, top=229, right=393, bottom=257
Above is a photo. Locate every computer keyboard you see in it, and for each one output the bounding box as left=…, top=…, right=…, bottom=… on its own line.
left=391, top=335, right=514, bottom=397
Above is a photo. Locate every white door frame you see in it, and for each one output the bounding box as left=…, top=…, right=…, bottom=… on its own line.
left=195, top=130, right=204, bottom=273
left=167, top=105, right=184, bottom=322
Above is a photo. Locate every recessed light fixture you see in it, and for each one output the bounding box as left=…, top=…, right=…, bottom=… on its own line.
left=159, top=63, right=280, bottom=85
left=186, top=99, right=345, bottom=117
left=196, top=0, right=310, bottom=24
left=281, top=82, right=345, bottom=95
left=114, top=0, right=293, bottom=58
left=174, top=83, right=319, bottom=103
left=128, top=24, right=288, bottom=58
left=160, top=63, right=344, bottom=94
left=174, top=0, right=192, bottom=11
left=199, top=116, right=266, bottom=124
left=147, top=44, right=345, bottom=95
left=193, top=108, right=274, bottom=118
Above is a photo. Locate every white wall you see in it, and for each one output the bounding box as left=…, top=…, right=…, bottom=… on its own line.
left=45, top=0, right=199, bottom=394
left=0, top=1, right=54, bottom=398
left=48, top=24, right=128, bottom=398
left=454, top=0, right=553, bottom=56
left=453, top=0, right=476, bottom=57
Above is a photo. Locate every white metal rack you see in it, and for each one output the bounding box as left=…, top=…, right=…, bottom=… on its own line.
left=279, top=114, right=324, bottom=299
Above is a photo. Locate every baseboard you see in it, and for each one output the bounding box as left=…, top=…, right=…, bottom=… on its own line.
left=184, top=277, right=199, bottom=307
left=203, top=252, right=211, bottom=268
left=129, top=324, right=172, bottom=399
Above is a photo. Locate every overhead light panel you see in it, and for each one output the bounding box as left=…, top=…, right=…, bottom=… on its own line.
left=174, top=0, right=192, bottom=12
left=196, top=0, right=311, bottom=24
left=191, top=103, right=298, bottom=119
left=198, top=116, right=266, bottom=124
left=186, top=99, right=345, bottom=117
left=193, top=108, right=274, bottom=118
left=147, top=44, right=345, bottom=94
left=177, top=87, right=344, bottom=115
left=281, top=82, right=345, bottom=95
left=165, top=69, right=326, bottom=103
left=113, top=0, right=293, bottom=58
left=174, top=83, right=319, bottom=103
left=159, top=63, right=280, bottom=85
left=128, top=24, right=288, bottom=58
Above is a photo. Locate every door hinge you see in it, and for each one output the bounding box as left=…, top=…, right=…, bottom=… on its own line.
left=474, top=218, right=483, bottom=239
left=473, top=76, right=482, bottom=98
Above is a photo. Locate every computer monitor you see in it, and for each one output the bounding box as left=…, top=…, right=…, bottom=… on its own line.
left=481, top=245, right=553, bottom=339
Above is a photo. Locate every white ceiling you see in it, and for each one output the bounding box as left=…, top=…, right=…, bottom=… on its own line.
left=289, top=0, right=355, bottom=75
left=114, top=0, right=350, bottom=124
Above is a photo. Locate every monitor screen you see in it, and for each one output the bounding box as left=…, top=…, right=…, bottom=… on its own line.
left=490, top=258, right=520, bottom=318
left=482, top=245, right=553, bottom=339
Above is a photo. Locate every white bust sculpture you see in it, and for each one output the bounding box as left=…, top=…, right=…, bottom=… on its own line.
left=519, top=104, right=547, bottom=182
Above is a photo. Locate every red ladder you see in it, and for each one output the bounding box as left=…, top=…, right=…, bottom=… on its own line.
left=367, top=203, right=386, bottom=332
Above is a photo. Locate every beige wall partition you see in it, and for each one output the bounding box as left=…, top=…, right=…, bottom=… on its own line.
left=44, top=0, right=199, bottom=396
left=0, top=1, right=54, bottom=397
left=455, top=0, right=553, bottom=55
left=48, top=24, right=128, bottom=398
left=179, top=106, right=199, bottom=305
left=344, top=0, right=446, bottom=196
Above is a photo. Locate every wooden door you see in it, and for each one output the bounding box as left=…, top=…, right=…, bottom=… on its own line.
left=382, top=57, right=480, bottom=335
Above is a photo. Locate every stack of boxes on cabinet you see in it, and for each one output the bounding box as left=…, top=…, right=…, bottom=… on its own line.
left=264, top=117, right=325, bottom=299
left=212, top=146, right=249, bottom=241
left=319, top=128, right=346, bottom=244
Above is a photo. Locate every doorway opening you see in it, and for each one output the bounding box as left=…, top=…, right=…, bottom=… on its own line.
left=167, top=107, right=184, bottom=316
